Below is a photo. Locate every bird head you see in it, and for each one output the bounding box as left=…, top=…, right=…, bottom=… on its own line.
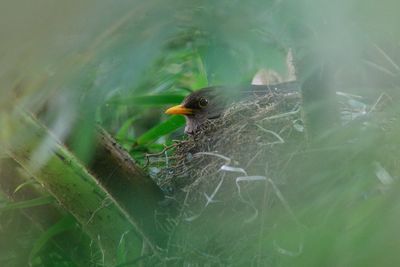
left=165, top=87, right=228, bottom=134
left=164, top=82, right=299, bottom=134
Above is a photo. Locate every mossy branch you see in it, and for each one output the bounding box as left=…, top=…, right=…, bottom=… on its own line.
left=2, top=111, right=162, bottom=265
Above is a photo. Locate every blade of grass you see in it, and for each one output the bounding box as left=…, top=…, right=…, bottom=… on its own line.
left=136, top=115, right=185, bottom=145
left=0, top=196, right=54, bottom=212
left=0, top=158, right=95, bottom=267
left=29, top=215, right=76, bottom=264
left=116, top=231, right=129, bottom=266
left=116, top=117, right=137, bottom=141
left=108, top=94, right=185, bottom=106
left=3, top=111, right=153, bottom=265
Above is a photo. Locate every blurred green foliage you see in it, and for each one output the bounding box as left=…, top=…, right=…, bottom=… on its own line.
left=1, top=0, right=400, bottom=266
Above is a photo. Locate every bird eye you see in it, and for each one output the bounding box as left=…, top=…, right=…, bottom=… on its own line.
left=198, top=98, right=208, bottom=108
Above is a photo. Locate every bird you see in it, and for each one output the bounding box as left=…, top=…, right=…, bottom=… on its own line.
left=165, top=81, right=300, bottom=134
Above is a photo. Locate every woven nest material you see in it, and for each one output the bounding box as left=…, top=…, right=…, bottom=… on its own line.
left=152, top=91, right=306, bottom=266
left=146, top=90, right=400, bottom=266
left=159, top=91, right=305, bottom=193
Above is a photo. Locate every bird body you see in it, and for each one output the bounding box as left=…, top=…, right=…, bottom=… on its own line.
left=165, top=81, right=300, bottom=134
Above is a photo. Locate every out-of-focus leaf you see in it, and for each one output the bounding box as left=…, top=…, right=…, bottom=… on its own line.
left=116, top=231, right=129, bottom=266
left=0, top=196, right=54, bottom=212
left=116, top=117, right=137, bottom=141
left=108, top=94, right=185, bottom=106
left=5, top=111, right=150, bottom=264
left=136, top=115, right=185, bottom=145
left=29, top=215, right=76, bottom=263
left=191, top=55, right=209, bottom=89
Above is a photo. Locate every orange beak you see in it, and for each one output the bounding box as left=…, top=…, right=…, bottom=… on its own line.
left=165, top=104, right=193, bottom=115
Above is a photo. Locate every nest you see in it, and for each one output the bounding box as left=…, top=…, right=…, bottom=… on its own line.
left=144, top=89, right=400, bottom=266
left=151, top=91, right=306, bottom=266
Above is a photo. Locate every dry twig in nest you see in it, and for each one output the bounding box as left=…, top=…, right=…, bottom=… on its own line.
left=150, top=91, right=306, bottom=266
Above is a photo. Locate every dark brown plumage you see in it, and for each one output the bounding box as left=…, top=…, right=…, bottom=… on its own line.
left=165, top=82, right=300, bottom=134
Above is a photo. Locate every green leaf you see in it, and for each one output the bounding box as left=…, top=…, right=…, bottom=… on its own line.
left=116, top=117, right=137, bottom=141
left=108, top=94, right=185, bottom=106
left=136, top=115, right=185, bottom=145
left=191, top=54, right=209, bottom=89
left=116, top=231, right=129, bottom=265
left=0, top=196, right=54, bottom=212
left=29, top=215, right=76, bottom=264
